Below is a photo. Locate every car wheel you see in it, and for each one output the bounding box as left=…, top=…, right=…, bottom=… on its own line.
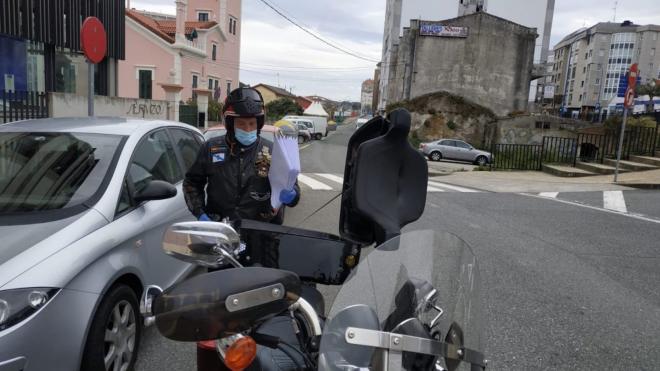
left=298, top=135, right=305, bottom=144
left=81, top=284, right=141, bottom=371
left=476, top=156, right=488, bottom=166
left=430, top=151, right=442, bottom=162
left=315, top=133, right=322, bottom=140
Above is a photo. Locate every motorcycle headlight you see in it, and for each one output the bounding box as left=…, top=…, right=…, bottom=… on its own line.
left=0, top=288, right=60, bottom=331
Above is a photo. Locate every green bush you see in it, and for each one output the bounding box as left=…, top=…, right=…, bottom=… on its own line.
left=408, top=130, right=422, bottom=149
left=446, top=120, right=457, bottom=130
left=208, top=100, right=223, bottom=122
left=605, top=115, right=657, bottom=132
left=265, top=98, right=303, bottom=121
left=629, top=116, right=657, bottom=128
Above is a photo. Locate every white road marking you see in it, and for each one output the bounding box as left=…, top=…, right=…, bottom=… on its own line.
left=539, top=192, right=559, bottom=198
left=315, top=173, right=344, bottom=184
left=522, top=193, right=660, bottom=225
left=603, top=190, right=628, bottom=213
left=297, top=174, right=482, bottom=193
left=428, top=181, right=479, bottom=193
left=297, top=174, right=333, bottom=190
left=299, top=144, right=311, bottom=150
left=427, top=185, right=446, bottom=192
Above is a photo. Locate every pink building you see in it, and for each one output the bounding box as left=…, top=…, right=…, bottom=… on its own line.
left=118, top=0, right=241, bottom=119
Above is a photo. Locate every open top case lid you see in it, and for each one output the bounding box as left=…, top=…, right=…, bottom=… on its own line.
left=339, top=109, right=429, bottom=245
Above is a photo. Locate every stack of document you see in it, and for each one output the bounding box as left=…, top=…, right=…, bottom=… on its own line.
left=269, top=133, right=301, bottom=209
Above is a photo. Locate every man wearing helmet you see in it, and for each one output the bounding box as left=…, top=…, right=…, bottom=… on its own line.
left=183, top=87, right=300, bottom=224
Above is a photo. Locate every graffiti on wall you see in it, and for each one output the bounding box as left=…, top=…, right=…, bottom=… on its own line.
left=126, top=101, right=165, bottom=118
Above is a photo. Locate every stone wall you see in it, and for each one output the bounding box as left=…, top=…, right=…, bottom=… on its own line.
left=389, top=91, right=595, bottom=148
left=388, top=91, right=497, bottom=148
left=49, top=93, right=170, bottom=120
left=495, top=114, right=593, bottom=145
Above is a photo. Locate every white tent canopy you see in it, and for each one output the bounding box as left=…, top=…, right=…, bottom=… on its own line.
left=303, top=101, right=328, bottom=117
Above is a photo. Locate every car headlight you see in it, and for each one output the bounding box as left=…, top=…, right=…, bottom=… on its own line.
left=0, top=288, right=60, bottom=331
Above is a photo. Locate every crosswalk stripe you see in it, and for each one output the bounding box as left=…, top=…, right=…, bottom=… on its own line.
left=539, top=192, right=559, bottom=198
left=297, top=174, right=333, bottom=190
left=315, top=173, right=344, bottom=184
left=428, top=181, right=479, bottom=193
left=297, top=174, right=482, bottom=193
left=603, top=190, right=627, bottom=213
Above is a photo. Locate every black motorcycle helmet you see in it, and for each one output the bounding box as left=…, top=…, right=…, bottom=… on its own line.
left=223, top=87, right=265, bottom=134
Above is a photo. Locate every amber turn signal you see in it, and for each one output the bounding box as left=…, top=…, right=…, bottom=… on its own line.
left=223, top=336, right=257, bottom=371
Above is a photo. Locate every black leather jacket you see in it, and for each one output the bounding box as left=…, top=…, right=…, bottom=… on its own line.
left=183, top=135, right=300, bottom=224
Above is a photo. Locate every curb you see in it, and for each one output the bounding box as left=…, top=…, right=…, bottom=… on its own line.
left=617, top=182, right=660, bottom=190
left=428, top=171, right=452, bottom=177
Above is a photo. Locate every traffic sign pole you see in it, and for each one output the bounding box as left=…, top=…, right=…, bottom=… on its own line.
left=88, top=62, right=94, bottom=116
left=613, top=107, right=628, bottom=182
left=614, top=63, right=638, bottom=183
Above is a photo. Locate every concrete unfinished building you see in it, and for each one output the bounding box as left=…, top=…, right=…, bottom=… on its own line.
left=385, top=12, right=537, bottom=116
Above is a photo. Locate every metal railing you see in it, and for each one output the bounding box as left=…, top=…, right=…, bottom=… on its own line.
left=541, top=136, right=577, bottom=165
left=491, top=144, right=543, bottom=170
left=622, top=126, right=657, bottom=158
left=1, top=90, right=49, bottom=123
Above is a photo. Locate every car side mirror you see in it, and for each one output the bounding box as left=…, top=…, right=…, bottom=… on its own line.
left=153, top=267, right=301, bottom=341
left=134, top=180, right=177, bottom=203
left=161, top=221, right=241, bottom=268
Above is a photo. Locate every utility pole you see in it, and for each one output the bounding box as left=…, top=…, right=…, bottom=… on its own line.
left=277, top=73, right=280, bottom=87
left=612, top=1, right=618, bottom=22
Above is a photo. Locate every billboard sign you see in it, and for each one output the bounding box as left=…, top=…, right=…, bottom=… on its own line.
left=420, top=22, right=469, bottom=38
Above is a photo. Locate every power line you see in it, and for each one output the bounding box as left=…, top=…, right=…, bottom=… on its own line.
left=256, top=0, right=380, bottom=63
left=260, top=0, right=379, bottom=63
left=197, top=57, right=405, bottom=72
left=241, top=62, right=374, bottom=70
left=193, top=59, right=376, bottom=76
left=239, top=66, right=367, bottom=82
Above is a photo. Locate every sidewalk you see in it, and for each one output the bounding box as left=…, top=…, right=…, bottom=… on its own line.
left=432, top=168, right=660, bottom=193
left=427, top=160, right=476, bottom=176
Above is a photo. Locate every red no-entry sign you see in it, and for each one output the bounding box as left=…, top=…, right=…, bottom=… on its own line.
left=81, top=17, right=107, bottom=64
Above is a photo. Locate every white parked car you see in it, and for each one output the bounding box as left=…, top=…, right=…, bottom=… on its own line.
left=283, top=115, right=328, bottom=140
left=356, top=116, right=371, bottom=129
left=0, top=117, right=202, bottom=371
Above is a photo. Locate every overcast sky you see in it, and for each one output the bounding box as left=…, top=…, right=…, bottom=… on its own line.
left=130, top=0, right=660, bottom=101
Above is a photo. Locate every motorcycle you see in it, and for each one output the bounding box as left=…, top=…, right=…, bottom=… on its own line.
left=139, top=109, right=487, bottom=370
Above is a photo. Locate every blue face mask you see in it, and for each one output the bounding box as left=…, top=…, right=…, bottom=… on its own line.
left=234, top=128, right=257, bottom=146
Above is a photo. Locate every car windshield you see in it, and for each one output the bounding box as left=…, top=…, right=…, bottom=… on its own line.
left=0, top=132, right=123, bottom=213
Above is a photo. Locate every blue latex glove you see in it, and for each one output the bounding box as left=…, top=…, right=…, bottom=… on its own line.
left=198, top=213, right=211, bottom=221
left=279, top=189, right=297, bottom=205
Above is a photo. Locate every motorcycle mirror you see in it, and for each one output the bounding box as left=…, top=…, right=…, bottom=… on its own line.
left=162, top=221, right=241, bottom=268
left=153, top=267, right=301, bottom=341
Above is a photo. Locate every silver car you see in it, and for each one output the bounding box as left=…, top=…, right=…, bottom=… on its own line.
left=0, top=117, right=203, bottom=371
left=420, top=139, right=492, bottom=166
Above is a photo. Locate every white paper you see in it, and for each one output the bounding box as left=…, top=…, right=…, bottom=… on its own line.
left=269, top=133, right=301, bottom=209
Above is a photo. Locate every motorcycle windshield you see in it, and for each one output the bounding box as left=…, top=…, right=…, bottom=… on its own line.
left=319, top=230, right=485, bottom=371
